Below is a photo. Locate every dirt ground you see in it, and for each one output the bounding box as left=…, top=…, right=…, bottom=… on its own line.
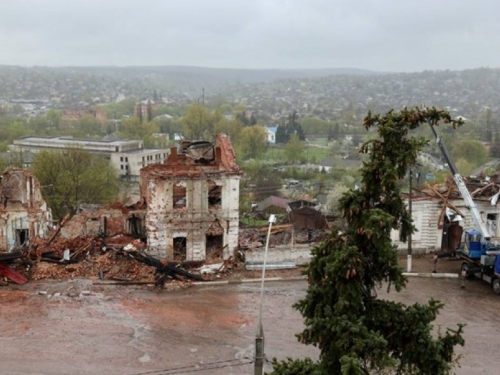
left=1, top=254, right=500, bottom=375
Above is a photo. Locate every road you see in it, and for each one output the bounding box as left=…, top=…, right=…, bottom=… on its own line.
left=1, top=273, right=500, bottom=374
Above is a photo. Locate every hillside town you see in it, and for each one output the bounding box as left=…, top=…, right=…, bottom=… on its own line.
left=3, top=1, right=500, bottom=374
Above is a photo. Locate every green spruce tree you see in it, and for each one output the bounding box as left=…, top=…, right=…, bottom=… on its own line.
left=270, top=107, right=465, bottom=375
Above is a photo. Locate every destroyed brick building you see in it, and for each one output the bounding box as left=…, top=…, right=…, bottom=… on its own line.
left=0, top=168, right=52, bottom=252
left=139, top=134, right=241, bottom=261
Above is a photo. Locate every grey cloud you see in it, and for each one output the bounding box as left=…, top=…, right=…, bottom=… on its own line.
left=1, top=0, right=499, bottom=71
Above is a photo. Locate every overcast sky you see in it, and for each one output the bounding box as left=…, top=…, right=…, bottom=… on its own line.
left=1, top=0, right=500, bottom=72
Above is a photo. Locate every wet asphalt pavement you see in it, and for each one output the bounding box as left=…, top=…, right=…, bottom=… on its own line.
left=1, top=273, right=500, bottom=374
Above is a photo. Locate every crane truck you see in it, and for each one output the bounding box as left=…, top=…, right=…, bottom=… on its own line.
left=429, top=121, right=500, bottom=294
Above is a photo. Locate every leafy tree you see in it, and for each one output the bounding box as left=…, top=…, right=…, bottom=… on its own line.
left=270, top=107, right=465, bottom=375
left=101, top=98, right=136, bottom=119
left=3, top=150, right=29, bottom=168
left=450, top=139, right=488, bottom=169
left=213, top=116, right=244, bottom=144
left=32, top=149, right=120, bottom=219
left=275, top=123, right=288, bottom=144
left=327, top=125, right=335, bottom=141
left=118, top=116, right=160, bottom=147
left=326, top=182, right=349, bottom=215
left=0, top=119, right=27, bottom=143
left=235, top=110, right=257, bottom=126
left=329, top=140, right=343, bottom=157
left=455, top=157, right=475, bottom=176
left=301, top=116, right=333, bottom=134
left=284, top=134, right=305, bottom=164
left=237, top=125, right=268, bottom=160
left=74, top=115, right=104, bottom=138
left=288, top=110, right=306, bottom=140
left=180, top=104, right=213, bottom=140
left=46, top=109, right=61, bottom=128
left=276, top=111, right=306, bottom=143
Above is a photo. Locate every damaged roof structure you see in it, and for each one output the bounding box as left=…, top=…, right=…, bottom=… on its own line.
left=139, top=134, right=241, bottom=261
left=391, top=173, right=500, bottom=253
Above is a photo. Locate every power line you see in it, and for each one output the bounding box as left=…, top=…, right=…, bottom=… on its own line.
left=130, top=357, right=253, bottom=375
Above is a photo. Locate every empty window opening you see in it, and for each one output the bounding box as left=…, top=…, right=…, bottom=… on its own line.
left=127, top=215, right=143, bottom=238
left=173, top=236, right=187, bottom=261
left=15, top=229, right=29, bottom=248
left=173, top=182, right=187, bottom=208
left=207, top=180, right=222, bottom=208
left=206, top=234, right=223, bottom=259
left=206, top=220, right=224, bottom=258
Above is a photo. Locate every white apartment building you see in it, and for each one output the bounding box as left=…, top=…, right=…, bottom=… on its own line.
left=12, top=136, right=168, bottom=179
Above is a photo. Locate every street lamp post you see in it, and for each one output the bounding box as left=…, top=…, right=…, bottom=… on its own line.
left=407, top=170, right=421, bottom=273
left=254, top=214, right=276, bottom=375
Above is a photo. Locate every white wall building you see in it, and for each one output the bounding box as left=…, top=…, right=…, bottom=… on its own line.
left=266, top=126, right=277, bottom=144
left=391, top=198, right=500, bottom=254
left=12, top=136, right=168, bottom=179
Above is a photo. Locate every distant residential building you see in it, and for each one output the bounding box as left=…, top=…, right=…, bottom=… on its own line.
left=265, top=126, right=277, bottom=144
left=173, top=133, right=185, bottom=141
left=61, top=109, right=107, bottom=126
left=11, top=135, right=168, bottom=180
left=154, top=113, right=174, bottom=121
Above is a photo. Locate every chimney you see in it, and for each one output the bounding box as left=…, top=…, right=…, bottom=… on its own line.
left=215, top=146, right=222, bottom=164
left=170, top=146, right=177, bottom=163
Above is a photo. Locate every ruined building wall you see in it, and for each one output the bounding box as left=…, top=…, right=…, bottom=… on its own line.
left=0, top=169, right=52, bottom=252
left=141, top=134, right=242, bottom=261
left=145, top=174, right=240, bottom=261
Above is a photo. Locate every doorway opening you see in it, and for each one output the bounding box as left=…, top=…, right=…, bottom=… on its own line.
left=127, top=215, right=143, bottom=238
left=173, top=236, right=187, bottom=261
left=15, top=229, right=29, bottom=247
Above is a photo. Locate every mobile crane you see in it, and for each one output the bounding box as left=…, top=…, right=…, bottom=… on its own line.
left=429, top=121, right=500, bottom=294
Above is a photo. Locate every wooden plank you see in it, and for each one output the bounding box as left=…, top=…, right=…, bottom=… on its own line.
left=0, top=251, right=22, bottom=261
left=471, top=182, right=495, bottom=197
left=437, top=183, right=453, bottom=229
left=0, top=262, right=28, bottom=285
left=429, top=185, right=464, bottom=217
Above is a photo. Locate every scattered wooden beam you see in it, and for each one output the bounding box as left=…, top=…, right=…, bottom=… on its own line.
left=258, top=224, right=292, bottom=232
left=0, top=251, right=22, bottom=262
left=127, top=250, right=204, bottom=284
left=429, top=185, right=464, bottom=217
left=437, top=182, right=454, bottom=229
left=471, top=182, right=495, bottom=197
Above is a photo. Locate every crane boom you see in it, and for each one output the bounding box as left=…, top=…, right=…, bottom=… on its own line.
left=428, top=122, right=491, bottom=240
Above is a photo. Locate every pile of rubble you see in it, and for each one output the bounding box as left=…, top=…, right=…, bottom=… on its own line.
left=238, top=225, right=326, bottom=250
left=0, top=230, right=244, bottom=287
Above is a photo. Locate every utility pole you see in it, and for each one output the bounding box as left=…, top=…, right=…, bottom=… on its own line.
left=407, top=169, right=413, bottom=272
left=202, top=87, right=205, bottom=107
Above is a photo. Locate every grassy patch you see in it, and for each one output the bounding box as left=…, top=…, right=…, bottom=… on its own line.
left=263, top=144, right=329, bottom=164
